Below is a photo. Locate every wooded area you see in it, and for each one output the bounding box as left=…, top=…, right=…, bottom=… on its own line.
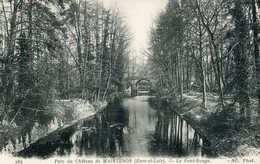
left=0, top=0, right=260, bottom=158
left=148, top=0, right=260, bottom=123
left=0, top=0, right=130, bottom=125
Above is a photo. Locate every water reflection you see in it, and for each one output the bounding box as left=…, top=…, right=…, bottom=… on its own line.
left=68, top=100, right=130, bottom=157
left=123, top=96, right=157, bottom=156
left=12, top=96, right=210, bottom=158
left=149, top=106, right=203, bottom=157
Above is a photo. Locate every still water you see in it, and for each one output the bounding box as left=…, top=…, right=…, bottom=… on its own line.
left=6, top=96, right=208, bottom=158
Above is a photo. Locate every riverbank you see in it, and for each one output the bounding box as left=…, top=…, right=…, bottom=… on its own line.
left=151, top=92, right=260, bottom=157
left=0, top=99, right=106, bottom=154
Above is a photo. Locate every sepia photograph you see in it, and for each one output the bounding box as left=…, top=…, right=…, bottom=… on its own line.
left=0, top=0, right=260, bottom=163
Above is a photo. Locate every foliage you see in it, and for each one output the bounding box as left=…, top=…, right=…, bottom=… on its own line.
left=0, top=0, right=130, bottom=125
left=148, top=0, right=260, bottom=121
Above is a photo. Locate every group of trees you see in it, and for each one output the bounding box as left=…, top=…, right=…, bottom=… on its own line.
left=148, top=0, right=260, bottom=122
left=0, top=0, right=130, bottom=124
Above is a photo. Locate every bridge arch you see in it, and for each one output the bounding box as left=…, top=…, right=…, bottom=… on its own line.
left=135, top=78, right=150, bottom=85
left=133, top=78, right=152, bottom=96
left=127, top=76, right=155, bottom=96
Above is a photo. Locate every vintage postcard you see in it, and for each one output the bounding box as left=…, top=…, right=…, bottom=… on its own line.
left=0, top=0, right=259, bottom=164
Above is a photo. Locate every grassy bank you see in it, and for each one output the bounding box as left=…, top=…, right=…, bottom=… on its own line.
left=153, top=92, right=260, bottom=157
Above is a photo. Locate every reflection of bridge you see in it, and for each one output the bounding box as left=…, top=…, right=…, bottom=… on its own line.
left=126, top=75, right=156, bottom=96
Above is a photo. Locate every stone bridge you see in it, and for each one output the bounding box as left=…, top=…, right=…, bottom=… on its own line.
left=126, top=75, right=156, bottom=96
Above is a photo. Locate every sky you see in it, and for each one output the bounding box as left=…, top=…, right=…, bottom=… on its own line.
left=101, top=0, right=167, bottom=61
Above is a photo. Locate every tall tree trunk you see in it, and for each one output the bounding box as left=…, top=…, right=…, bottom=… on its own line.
left=252, top=0, right=260, bottom=109
left=95, top=12, right=101, bottom=101
left=198, top=20, right=207, bottom=108
left=210, top=36, right=224, bottom=108
left=76, top=7, right=84, bottom=98
left=18, top=0, right=33, bottom=94
left=233, top=1, right=251, bottom=120
left=4, top=0, right=18, bottom=121
left=194, top=0, right=224, bottom=108
left=179, top=29, right=184, bottom=101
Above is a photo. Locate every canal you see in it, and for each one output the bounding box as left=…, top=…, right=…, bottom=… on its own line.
left=12, top=96, right=209, bottom=158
